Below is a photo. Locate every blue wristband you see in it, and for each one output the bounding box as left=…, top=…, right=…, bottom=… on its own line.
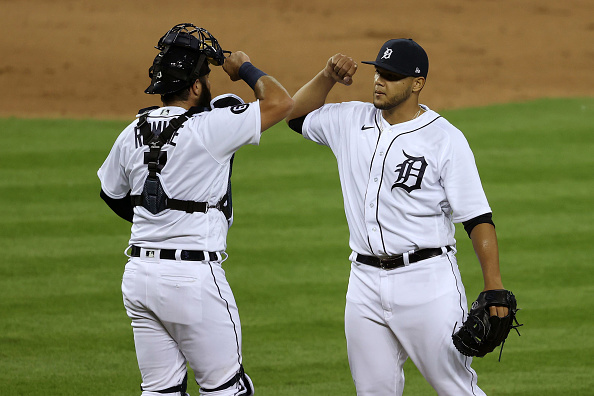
left=238, top=62, right=267, bottom=89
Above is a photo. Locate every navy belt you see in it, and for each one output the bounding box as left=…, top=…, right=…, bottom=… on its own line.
left=356, top=246, right=452, bottom=270
left=131, top=245, right=220, bottom=261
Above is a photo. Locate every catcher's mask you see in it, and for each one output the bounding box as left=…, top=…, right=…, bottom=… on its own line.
left=145, top=23, right=229, bottom=95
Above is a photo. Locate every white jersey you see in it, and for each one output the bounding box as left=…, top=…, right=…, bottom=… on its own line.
left=98, top=101, right=261, bottom=251
left=302, top=102, right=491, bottom=257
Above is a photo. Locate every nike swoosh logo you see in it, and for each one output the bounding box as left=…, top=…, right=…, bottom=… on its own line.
left=361, top=125, right=374, bottom=130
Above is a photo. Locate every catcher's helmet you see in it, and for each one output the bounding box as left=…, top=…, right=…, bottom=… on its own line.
left=145, top=23, right=229, bottom=95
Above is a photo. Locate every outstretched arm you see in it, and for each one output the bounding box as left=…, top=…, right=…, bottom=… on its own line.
left=223, top=51, right=294, bottom=132
left=286, top=54, right=358, bottom=122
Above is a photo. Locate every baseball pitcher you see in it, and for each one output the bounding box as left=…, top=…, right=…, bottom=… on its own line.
left=286, top=39, right=520, bottom=395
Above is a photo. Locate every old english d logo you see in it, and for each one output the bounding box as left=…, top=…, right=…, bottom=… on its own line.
left=391, top=150, right=427, bottom=193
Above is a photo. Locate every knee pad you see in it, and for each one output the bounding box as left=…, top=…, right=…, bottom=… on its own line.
left=199, top=366, right=254, bottom=396
left=237, top=371, right=254, bottom=396
left=141, top=373, right=188, bottom=395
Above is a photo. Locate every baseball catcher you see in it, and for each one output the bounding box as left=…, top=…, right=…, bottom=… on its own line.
left=452, top=289, right=522, bottom=359
left=98, top=21, right=294, bottom=396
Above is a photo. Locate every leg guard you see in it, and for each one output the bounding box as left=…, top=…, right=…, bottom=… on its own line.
left=142, top=373, right=188, bottom=395
left=237, top=371, right=254, bottom=396
left=199, top=366, right=254, bottom=396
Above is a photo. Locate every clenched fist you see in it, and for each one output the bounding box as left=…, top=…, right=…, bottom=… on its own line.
left=323, top=53, right=358, bottom=86
left=223, top=51, right=251, bottom=81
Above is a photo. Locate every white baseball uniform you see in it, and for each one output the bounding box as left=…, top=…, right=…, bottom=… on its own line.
left=301, top=102, right=491, bottom=395
left=97, top=97, right=260, bottom=395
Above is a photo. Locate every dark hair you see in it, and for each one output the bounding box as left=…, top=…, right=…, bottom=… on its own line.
left=161, top=73, right=211, bottom=106
left=161, top=85, right=191, bottom=105
left=159, top=62, right=210, bottom=105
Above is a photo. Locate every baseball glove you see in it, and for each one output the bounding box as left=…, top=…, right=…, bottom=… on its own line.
left=452, top=289, right=522, bottom=359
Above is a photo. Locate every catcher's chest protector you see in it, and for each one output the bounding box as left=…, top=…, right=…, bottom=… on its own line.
left=131, top=107, right=233, bottom=219
left=137, top=110, right=181, bottom=215
left=142, top=169, right=168, bottom=215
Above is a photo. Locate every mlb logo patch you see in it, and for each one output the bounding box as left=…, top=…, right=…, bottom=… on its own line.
left=146, top=250, right=155, bottom=258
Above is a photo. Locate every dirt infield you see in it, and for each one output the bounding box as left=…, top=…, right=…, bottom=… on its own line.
left=2, top=0, right=593, bottom=119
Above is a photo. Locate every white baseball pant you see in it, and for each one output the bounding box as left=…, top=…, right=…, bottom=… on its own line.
left=344, top=249, right=486, bottom=396
left=122, top=249, right=245, bottom=396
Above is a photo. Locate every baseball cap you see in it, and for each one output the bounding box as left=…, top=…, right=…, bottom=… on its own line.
left=362, top=38, right=428, bottom=78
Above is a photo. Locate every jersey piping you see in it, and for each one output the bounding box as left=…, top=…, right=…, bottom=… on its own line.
left=373, top=116, right=442, bottom=254
left=364, top=113, right=386, bottom=255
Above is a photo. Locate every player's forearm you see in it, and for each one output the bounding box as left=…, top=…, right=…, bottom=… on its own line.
left=222, top=53, right=293, bottom=132
left=254, top=75, right=294, bottom=131
left=470, top=223, right=504, bottom=291
left=286, top=70, right=336, bottom=120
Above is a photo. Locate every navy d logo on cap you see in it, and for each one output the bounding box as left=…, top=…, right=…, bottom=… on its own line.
left=362, top=38, right=429, bottom=78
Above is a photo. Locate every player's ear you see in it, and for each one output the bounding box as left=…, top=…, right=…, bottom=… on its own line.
left=412, top=77, right=426, bottom=93
left=190, top=79, right=202, bottom=97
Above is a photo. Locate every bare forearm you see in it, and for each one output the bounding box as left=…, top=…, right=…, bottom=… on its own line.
left=222, top=52, right=293, bottom=132
left=470, top=223, right=504, bottom=291
left=287, top=70, right=337, bottom=120
left=287, top=53, right=357, bottom=121
left=254, top=76, right=294, bottom=131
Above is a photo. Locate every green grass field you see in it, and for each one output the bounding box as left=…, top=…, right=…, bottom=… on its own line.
left=1, top=97, right=593, bottom=395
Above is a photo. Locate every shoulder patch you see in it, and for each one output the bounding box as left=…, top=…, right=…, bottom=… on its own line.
left=230, top=104, right=250, bottom=114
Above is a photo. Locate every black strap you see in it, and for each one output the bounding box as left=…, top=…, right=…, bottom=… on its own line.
left=188, top=52, right=208, bottom=84
left=138, top=106, right=206, bottom=154
left=356, top=246, right=452, bottom=270
left=130, top=246, right=219, bottom=261
left=139, top=111, right=189, bottom=180
left=221, top=153, right=235, bottom=219
left=137, top=113, right=161, bottom=180
left=131, top=194, right=228, bottom=215
left=141, top=373, right=187, bottom=394
left=167, top=198, right=208, bottom=213
left=134, top=107, right=230, bottom=217
left=200, top=366, right=244, bottom=393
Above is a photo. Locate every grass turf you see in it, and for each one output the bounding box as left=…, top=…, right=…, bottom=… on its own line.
left=0, top=97, right=593, bottom=395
